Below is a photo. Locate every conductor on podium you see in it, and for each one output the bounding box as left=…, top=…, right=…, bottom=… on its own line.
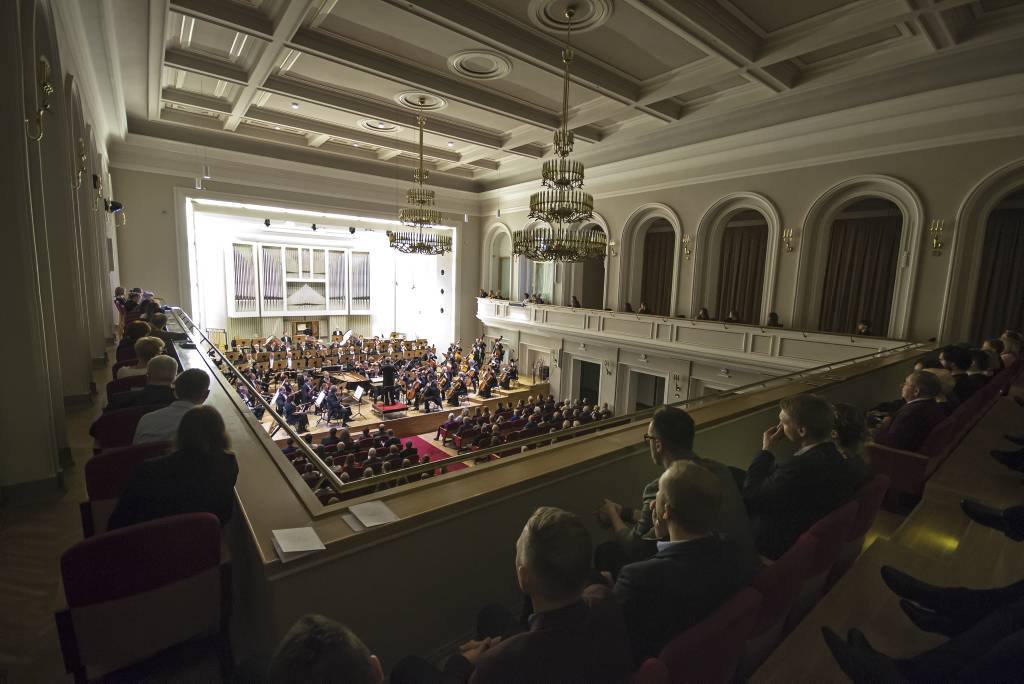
left=380, top=357, right=398, bottom=405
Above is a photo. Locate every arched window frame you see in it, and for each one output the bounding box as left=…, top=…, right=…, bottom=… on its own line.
left=939, top=158, right=1024, bottom=343
left=793, top=175, right=924, bottom=339
left=690, top=192, right=781, bottom=324
left=616, top=203, right=683, bottom=314
left=562, top=212, right=610, bottom=309
left=481, top=221, right=514, bottom=297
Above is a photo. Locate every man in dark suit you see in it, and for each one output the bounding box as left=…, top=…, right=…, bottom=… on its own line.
left=105, top=355, right=178, bottom=412
left=442, top=507, right=633, bottom=682
left=379, top=357, right=397, bottom=405
left=873, top=371, right=947, bottom=452
left=281, top=332, right=293, bottom=347
left=940, top=345, right=979, bottom=404
left=744, top=394, right=869, bottom=560
left=598, top=405, right=756, bottom=573
left=614, top=461, right=757, bottom=663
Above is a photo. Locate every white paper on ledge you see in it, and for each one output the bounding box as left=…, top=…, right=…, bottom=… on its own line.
left=349, top=500, right=400, bottom=527
left=271, top=527, right=326, bottom=563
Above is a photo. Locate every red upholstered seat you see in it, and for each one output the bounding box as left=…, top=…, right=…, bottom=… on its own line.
left=90, top=404, right=164, bottom=452
left=56, top=513, right=232, bottom=682
left=81, top=442, right=173, bottom=537
left=828, top=475, right=890, bottom=587
left=807, top=500, right=859, bottom=577
left=659, top=587, right=763, bottom=684
left=106, top=374, right=148, bottom=396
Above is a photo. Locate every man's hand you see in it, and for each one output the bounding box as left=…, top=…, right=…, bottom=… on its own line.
left=762, top=423, right=784, bottom=451
left=601, top=499, right=623, bottom=523
left=459, top=636, right=502, bottom=664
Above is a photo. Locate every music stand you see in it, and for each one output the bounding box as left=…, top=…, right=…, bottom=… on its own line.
left=350, top=385, right=366, bottom=419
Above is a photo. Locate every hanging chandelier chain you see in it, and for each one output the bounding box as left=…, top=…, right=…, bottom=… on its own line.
left=392, top=108, right=451, bottom=255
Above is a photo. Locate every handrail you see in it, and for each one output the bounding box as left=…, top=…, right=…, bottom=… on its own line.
left=170, top=306, right=925, bottom=503
left=169, top=308, right=346, bottom=496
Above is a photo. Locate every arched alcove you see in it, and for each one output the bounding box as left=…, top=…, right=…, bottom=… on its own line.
left=617, top=203, right=682, bottom=315
left=564, top=212, right=610, bottom=309
left=969, top=187, right=1024, bottom=339
left=794, top=175, right=923, bottom=338
left=482, top=221, right=514, bottom=298
left=940, top=158, right=1024, bottom=342
left=691, top=192, right=780, bottom=324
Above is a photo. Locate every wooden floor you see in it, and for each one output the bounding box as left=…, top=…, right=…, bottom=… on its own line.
left=0, top=360, right=111, bottom=683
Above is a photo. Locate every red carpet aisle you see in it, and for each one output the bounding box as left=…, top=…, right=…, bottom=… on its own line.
left=406, top=435, right=467, bottom=472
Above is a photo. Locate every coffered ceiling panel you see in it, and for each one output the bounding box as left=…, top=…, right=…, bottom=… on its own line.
left=113, top=0, right=1024, bottom=187
left=726, top=0, right=859, bottom=33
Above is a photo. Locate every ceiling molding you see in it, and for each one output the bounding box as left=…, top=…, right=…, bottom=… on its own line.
left=168, top=0, right=274, bottom=39
left=164, top=46, right=249, bottom=84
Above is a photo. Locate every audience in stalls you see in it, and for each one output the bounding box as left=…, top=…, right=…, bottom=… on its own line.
left=743, top=394, right=869, bottom=560
left=105, top=355, right=178, bottom=411
left=939, top=345, right=982, bottom=403
left=394, top=507, right=632, bottom=683
left=266, top=614, right=384, bottom=684
left=133, top=368, right=211, bottom=444
left=597, top=405, right=755, bottom=576
left=613, top=460, right=756, bottom=664
left=116, top=336, right=166, bottom=379
left=872, top=371, right=947, bottom=452
left=824, top=566, right=1024, bottom=681
left=108, top=405, right=239, bottom=529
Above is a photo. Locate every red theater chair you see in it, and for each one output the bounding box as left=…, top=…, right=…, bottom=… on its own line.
left=56, top=513, right=232, bottom=683
left=90, top=405, right=163, bottom=452
left=81, top=442, right=172, bottom=537
left=105, top=374, right=148, bottom=397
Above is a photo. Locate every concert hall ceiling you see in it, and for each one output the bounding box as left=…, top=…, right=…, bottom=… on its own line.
left=110, top=0, right=1024, bottom=189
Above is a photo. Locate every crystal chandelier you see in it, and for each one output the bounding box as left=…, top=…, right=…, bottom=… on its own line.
left=515, top=6, right=605, bottom=263
left=390, top=112, right=452, bottom=255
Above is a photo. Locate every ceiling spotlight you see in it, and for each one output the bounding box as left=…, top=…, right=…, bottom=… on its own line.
left=264, top=218, right=271, bottom=227
left=290, top=102, right=299, bottom=110
left=447, top=141, right=454, bottom=147
left=349, top=226, right=356, bottom=234
left=311, top=223, right=318, bottom=231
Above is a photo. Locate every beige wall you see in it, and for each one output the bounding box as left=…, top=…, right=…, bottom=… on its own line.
left=482, top=137, right=1024, bottom=342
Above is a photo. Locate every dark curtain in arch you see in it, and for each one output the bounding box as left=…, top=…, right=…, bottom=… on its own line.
left=971, top=209, right=1024, bottom=340
left=818, top=216, right=902, bottom=335
left=641, top=230, right=675, bottom=315
left=715, top=225, right=767, bottom=324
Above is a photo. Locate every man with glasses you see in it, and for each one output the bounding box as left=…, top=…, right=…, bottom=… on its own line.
left=872, top=370, right=947, bottom=452
left=596, top=405, right=755, bottom=577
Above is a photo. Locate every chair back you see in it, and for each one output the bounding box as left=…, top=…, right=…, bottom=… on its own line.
left=81, top=442, right=173, bottom=537
left=56, top=514, right=227, bottom=681
left=659, top=587, right=763, bottom=684
left=106, top=375, right=148, bottom=396
left=806, top=500, right=859, bottom=576
left=849, top=475, right=889, bottom=541
left=90, top=405, right=161, bottom=451
left=750, top=533, right=817, bottom=636
left=115, top=347, right=138, bottom=363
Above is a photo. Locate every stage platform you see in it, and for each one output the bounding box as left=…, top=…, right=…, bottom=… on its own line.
left=266, top=380, right=549, bottom=444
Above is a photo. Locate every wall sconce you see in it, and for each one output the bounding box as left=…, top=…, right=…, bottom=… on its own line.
left=25, top=55, right=54, bottom=143
left=929, top=219, right=945, bottom=256
left=578, top=343, right=587, bottom=351
left=603, top=360, right=613, bottom=375
left=718, top=368, right=731, bottom=378
left=638, top=353, right=648, bottom=363
left=72, top=138, right=87, bottom=190
left=607, top=240, right=618, bottom=258
left=781, top=228, right=796, bottom=252
left=681, top=234, right=692, bottom=260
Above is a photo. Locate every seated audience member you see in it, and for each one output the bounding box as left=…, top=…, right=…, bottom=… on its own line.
left=873, top=371, right=947, bottom=452
left=133, top=368, right=210, bottom=444
left=637, top=302, right=649, bottom=314
left=968, top=347, right=993, bottom=380
left=266, top=614, right=383, bottom=684
left=1000, top=330, right=1021, bottom=366
left=117, top=320, right=151, bottom=353
left=855, top=319, right=872, bottom=335
left=939, top=345, right=979, bottom=403
left=767, top=311, right=783, bottom=328
left=105, top=355, right=178, bottom=411
left=614, top=461, right=755, bottom=663
left=982, top=338, right=1005, bottom=371
left=440, top=507, right=632, bottom=683
left=109, top=405, right=238, bottom=529
left=623, top=302, right=634, bottom=313
left=599, top=405, right=755, bottom=573
left=116, top=336, right=166, bottom=379
left=696, top=307, right=710, bottom=320
left=571, top=295, right=581, bottom=308
left=823, top=566, right=1024, bottom=682
left=725, top=309, right=739, bottom=323
left=146, top=311, right=188, bottom=345
left=321, top=427, right=339, bottom=447
left=743, top=394, right=869, bottom=560
left=920, top=366, right=957, bottom=407
left=832, top=402, right=869, bottom=461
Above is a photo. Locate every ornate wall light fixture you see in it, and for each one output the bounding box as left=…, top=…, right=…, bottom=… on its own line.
left=681, top=234, right=693, bottom=260
left=25, top=56, right=54, bottom=142
left=781, top=228, right=796, bottom=252
left=929, top=219, right=945, bottom=256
